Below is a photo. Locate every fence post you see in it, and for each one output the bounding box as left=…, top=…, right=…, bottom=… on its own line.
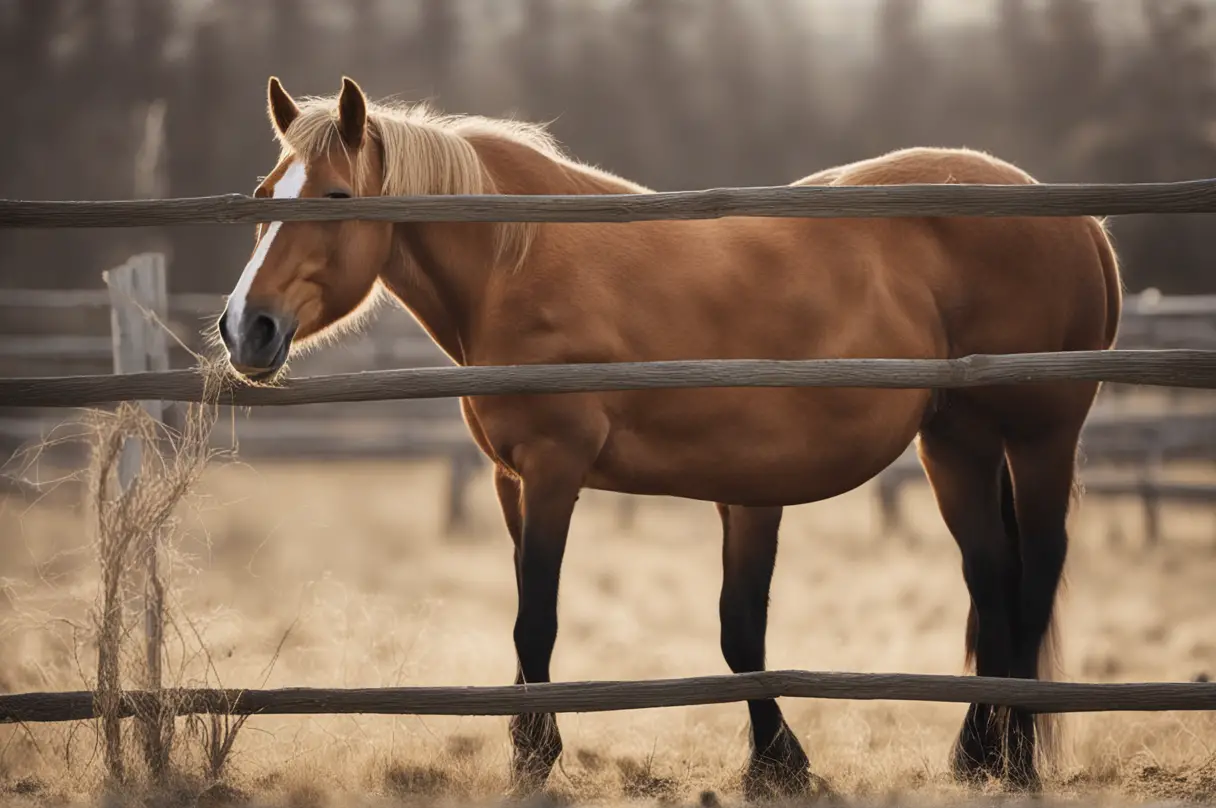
left=615, top=494, right=638, bottom=532
left=444, top=450, right=482, bottom=537
left=1141, top=432, right=1164, bottom=547
left=103, top=252, right=172, bottom=778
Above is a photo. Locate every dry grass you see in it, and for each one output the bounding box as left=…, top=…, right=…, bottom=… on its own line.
left=1, top=443, right=1215, bottom=807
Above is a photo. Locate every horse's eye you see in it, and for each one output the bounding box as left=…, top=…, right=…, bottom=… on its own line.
left=324, top=190, right=351, bottom=200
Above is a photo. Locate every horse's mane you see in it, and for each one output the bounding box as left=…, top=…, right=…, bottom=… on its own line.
left=274, top=93, right=648, bottom=269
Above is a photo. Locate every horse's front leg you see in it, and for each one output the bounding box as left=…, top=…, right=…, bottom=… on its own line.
left=496, top=452, right=583, bottom=794
left=717, top=504, right=812, bottom=800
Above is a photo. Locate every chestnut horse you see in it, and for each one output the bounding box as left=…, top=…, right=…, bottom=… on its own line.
left=217, top=76, right=1122, bottom=798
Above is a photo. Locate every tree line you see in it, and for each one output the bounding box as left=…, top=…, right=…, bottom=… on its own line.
left=1, top=0, right=1214, bottom=295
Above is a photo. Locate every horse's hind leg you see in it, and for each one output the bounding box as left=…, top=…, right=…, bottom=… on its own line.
left=1000, top=426, right=1079, bottom=785
left=717, top=504, right=811, bottom=800
left=916, top=411, right=1024, bottom=784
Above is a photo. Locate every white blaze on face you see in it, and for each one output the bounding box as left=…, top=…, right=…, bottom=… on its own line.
left=226, top=160, right=308, bottom=328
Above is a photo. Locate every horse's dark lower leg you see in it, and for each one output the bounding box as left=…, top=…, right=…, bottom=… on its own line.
left=717, top=504, right=810, bottom=799
left=956, top=458, right=1043, bottom=787
left=992, top=458, right=1038, bottom=787
left=917, top=422, right=1022, bottom=785
left=494, top=463, right=577, bottom=793
left=1000, top=431, right=1077, bottom=789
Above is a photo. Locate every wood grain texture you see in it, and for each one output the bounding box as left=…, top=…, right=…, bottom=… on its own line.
left=3, top=670, right=1215, bottom=724
left=3, top=178, right=1216, bottom=228
left=1, top=350, right=1215, bottom=410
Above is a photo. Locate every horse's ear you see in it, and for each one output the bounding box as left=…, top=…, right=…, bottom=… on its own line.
left=267, top=76, right=300, bottom=136
left=337, top=76, right=367, bottom=150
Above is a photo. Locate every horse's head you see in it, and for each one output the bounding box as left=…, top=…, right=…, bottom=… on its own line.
left=218, top=76, right=390, bottom=381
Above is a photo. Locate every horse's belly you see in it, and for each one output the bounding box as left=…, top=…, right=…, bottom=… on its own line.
left=586, top=388, right=927, bottom=506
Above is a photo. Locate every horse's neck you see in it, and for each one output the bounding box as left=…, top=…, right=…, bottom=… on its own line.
left=377, top=223, right=493, bottom=365
left=378, top=134, right=640, bottom=365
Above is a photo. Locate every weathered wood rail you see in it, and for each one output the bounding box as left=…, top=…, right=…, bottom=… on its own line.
left=4, top=670, right=1216, bottom=724
left=2, top=350, right=1215, bottom=410
left=4, top=177, right=1216, bottom=228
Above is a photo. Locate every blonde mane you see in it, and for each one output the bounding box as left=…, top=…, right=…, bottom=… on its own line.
left=272, top=93, right=648, bottom=269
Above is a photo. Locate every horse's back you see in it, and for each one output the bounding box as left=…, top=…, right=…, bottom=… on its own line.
left=801, top=146, right=1121, bottom=430
left=802, top=146, right=1117, bottom=356
left=794, top=146, right=1037, bottom=189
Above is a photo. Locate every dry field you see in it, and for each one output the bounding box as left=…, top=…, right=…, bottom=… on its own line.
left=1, top=444, right=1215, bottom=807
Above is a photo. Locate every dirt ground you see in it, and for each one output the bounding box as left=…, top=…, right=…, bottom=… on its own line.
left=1, top=448, right=1215, bottom=807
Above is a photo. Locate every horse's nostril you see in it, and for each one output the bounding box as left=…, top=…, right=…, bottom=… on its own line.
left=226, top=307, right=295, bottom=372
left=248, top=312, right=279, bottom=352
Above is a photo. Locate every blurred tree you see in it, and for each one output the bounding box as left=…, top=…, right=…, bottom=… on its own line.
left=1038, top=0, right=1107, bottom=175
left=509, top=0, right=565, bottom=121
left=628, top=0, right=699, bottom=188
left=703, top=0, right=770, bottom=186
left=0, top=1, right=64, bottom=277
left=130, top=0, right=171, bottom=102
left=2, top=0, right=1215, bottom=295
left=553, top=2, right=644, bottom=179
left=995, top=0, right=1037, bottom=123
left=1094, top=0, right=1216, bottom=293
left=349, top=0, right=395, bottom=96
left=165, top=12, right=230, bottom=291
left=270, top=0, right=311, bottom=85
left=763, top=0, right=836, bottom=180
left=0, top=1, right=60, bottom=188
left=855, top=0, right=935, bottom=154
left=420, top=0, right=459, bottom=98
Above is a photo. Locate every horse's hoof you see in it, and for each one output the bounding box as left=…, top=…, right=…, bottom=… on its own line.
left=742, top=731, right=816, bottom=802
left=951, top=719, right=1004, bottom=786
left=951, top=743, right=1041, bottom=793
left=1002, top=759, right=1042, bottom=794
left=508, top=752, right=559, bottom=797
left=508, top=713, right=562, bottom=798
left=742, top=759, right=811, bottom=803
left=500, top=784, right=561, bottom=808
left=950, top=743, right=992, bottom=785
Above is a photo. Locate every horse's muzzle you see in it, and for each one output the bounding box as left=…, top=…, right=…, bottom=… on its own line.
left=218, top=306, right=298, bottom=380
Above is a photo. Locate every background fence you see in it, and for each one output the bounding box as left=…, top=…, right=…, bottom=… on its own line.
left=2, top=179, right=1216, bottom=733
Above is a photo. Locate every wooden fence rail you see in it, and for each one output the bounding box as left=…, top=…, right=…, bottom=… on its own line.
left=4, top=177, right=1216, bottom=229
left=3, top=671, right=1216, bottom=724
left=2, top=350, right=1215, bottom=410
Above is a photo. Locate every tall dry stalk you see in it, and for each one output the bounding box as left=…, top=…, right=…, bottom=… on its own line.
left=84, top=361, right=225, bottom=783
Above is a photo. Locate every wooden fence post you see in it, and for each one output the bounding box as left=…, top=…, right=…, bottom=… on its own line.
left=443, top=453, right=474, bottom=536
left=102, top=252, right=172, bottom=778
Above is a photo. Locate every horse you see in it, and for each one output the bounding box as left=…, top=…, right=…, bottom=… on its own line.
left=216, top=75, right=1123, bottom=799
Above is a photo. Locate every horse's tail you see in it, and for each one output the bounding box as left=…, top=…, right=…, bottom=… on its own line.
left=1090, top=216, right=1124, bottom=351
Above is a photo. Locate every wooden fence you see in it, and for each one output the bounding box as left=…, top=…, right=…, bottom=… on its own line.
left=4, top=175, right=1216, bottom=226
left=2, top=178, right=1216, bottom=725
